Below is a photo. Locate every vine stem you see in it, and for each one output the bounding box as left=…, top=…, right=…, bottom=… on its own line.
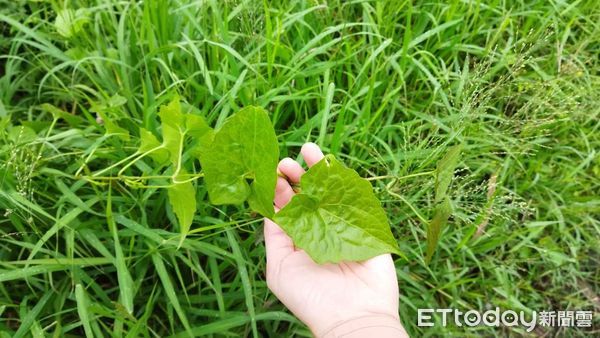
left=89, top=150, right=141, bottom=177
left=117, top=145, right=166, bottom=176
left=386, top=190, right=429, bottom=226
left=82, top=173, right=204, bottom=181
left=366, top=170, right=435, bottom=181
left=80, top=173, right=205, bottom=188
left=173, top=127, right=187, bottom=179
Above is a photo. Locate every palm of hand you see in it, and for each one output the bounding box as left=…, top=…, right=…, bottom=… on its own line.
left=264, top=143, right=400, bottom=336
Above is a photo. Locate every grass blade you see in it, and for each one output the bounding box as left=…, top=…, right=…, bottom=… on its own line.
left=151, top=252, right=192, bottom=337
left=13, top=291, right=52, bottom=338
left=426, top=196, right=452, bottom=263
left=75, top=284, right=94, bottom=338
left=107, top=187, right=135, bottom=315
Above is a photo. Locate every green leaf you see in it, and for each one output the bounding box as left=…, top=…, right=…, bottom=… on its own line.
left=273, top=155, right=400, bottom=264
left=107, top=188, right=135, bottom=315
left=90, top=95, right=130, bottom=141
left=425, top=145, right=462, bottom=262
left=107, top=94, right=127, bottom=107
left=75, top=284, right=94, bottom=338
left=0, top=99, right=6, bottom=117
left=151, top=253, right=192, bottom=336
left=8, top=126, right=37, bottom=144
left=138, top=128, right=169, bottom=164
left=186, top=113, right=215, bottom=154
left=21, top=121, right=51, bottom=133
left=103, top=118, right=130, bottom=141
left=156, top=97, right=211, bottom=241
left=39, top=103, right=84, bottom=127
left=199, top=106, right=278, bottom=217
left=158, top=98, right=213, bottom=164
left=186, top=113, right=212, bottom=138
left=54, top=9, right=89, bottom=39
left=0, top=117, right=9, bottom=136
left=425, top=196, right=452, bottom=262
left=13, top=291, right=52, bottom=338
left=434, top=144, right=462, bottom=203
left=158, top=96, right=213, bottom=167
left=90, top=94, right=127, bottom=114
left=168, top=171, right=197, bottom=246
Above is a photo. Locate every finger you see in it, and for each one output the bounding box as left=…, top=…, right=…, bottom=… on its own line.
left=264, top=218, right=293, bottom=253
left=278, top=158, right=305, bottom=184
left=361, top=254, right=399, bottom=293
left=264, top=218, right=294, bottom=274
left=301, top=142, right=325, bottom=168
left=361, top=253, right=395, bottom=272
left=274, top=177, right=295, bottom=208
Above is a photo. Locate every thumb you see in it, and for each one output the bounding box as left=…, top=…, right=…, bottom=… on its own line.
left=264, top=218, right=294, bottom=287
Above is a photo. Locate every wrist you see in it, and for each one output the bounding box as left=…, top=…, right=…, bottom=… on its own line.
left=315, top=314, right=408, bottom=338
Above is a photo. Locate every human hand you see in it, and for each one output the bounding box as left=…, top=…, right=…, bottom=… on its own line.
left=264, top=143, right=408, bottom=337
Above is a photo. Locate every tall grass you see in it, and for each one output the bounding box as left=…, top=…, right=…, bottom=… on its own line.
left=1, top=0, right=599, bottom=336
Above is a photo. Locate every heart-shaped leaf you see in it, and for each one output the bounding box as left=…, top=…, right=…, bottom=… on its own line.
left=273, top=155, right=400, bottom=264
left=156, top=97, right=213, bottom=168
left=168, top=171, right=197, bottom=247
left=198, top=106, right=278, bottom=218
left=158, top=98, right=188, bottom=167
left=156, top=96, right=212, bottom=243
left=138, top=128, right=169, bottom=164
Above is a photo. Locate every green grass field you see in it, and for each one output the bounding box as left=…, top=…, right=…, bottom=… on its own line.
left=1, top=0, right=599, bottom=336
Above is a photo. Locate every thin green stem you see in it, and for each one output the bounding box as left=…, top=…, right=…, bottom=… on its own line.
left=366, top=170, right=435, bottom=181
left=386, top=190, right=429, bottom=225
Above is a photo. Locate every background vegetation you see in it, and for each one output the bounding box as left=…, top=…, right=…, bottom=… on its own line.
left=1, top=0, right=599, bottom=336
